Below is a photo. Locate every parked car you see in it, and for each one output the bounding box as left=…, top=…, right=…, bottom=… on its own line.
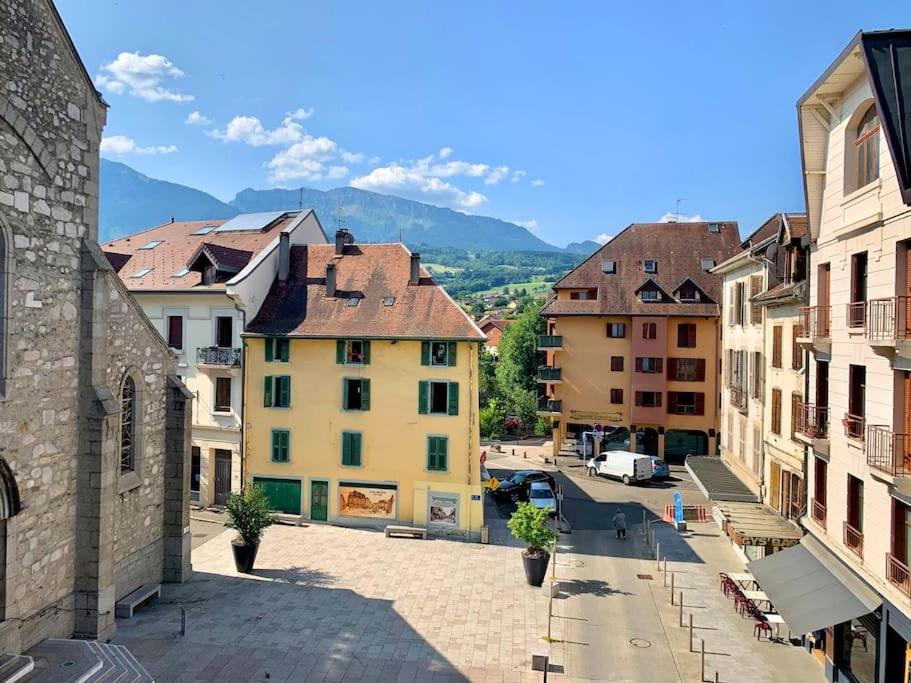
left=492, top=470, right=557, bottom=502
left=528, top=481, right=557, bottom=516
left=586, top=451, right=653, bottom=485
left=649, top=456, right=670, bottom=479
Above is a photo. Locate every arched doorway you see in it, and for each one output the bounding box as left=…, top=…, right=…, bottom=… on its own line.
left=0, top=457, right=21, bottom=623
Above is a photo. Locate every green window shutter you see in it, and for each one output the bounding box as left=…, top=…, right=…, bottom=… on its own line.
left=278, top=376, right=291, bottom=407
left=418, top=380, right=429, bottom=415
left=361, top=379, right=371, bottom=411
left=272, top=430, right=289, bottom=462
left=362, top=340, right=371, bottom=365
left=421, top=341, right=430, bottom=366
left=349, top=432, right=362, bottom=466
left=336, top=340, right=346, bottom=364
left=281, top=430, right=290, bottom=461
left=264, top=376, right=273, bottom=407
left=428, top=436, right=448, bottom=471
left=279, top=339, right=290, bottom=362
left=448, top=382, right=459, bottom=416
left=427, top=437, right=436, bottom=470
left=265, top=338, right=274, bottom=362
left=341, top=432, right=351, bottom=465
left=342, top=379, right=349, bottom=409
left=271, top=430, right=280, bottom=460
left=438, top=437, right=448, bottom=470
left=447, top=341, right=457, bottom=367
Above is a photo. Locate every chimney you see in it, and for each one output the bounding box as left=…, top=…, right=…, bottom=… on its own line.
left=326, top=262, right=337, bottom=297
left=409, top=252, right=421, bottom=285
left=335, top=228, right=350, bottom=255
left=278, top=232, right=290, bottom=281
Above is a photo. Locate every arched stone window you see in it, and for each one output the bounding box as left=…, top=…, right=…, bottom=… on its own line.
left=120, top=376, right=137, bottom=472
left=853, top=104, right=880, bottom=191
left=0, top=224, right=7, bottom=399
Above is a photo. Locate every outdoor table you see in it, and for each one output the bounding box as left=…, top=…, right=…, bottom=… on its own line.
left=742, top=590, right=774, bottom=611
left=763, top=613, right=791, bottom=642
left=727, top=572, right=756, bottom=588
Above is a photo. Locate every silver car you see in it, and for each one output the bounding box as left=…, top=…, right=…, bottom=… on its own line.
left=528, top=481, right=557, bottom=515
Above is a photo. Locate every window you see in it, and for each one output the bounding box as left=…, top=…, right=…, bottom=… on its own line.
left=772, top=326, right=782, bottom=368
left=271, top=430, right=290, bottom=463
left=790, top=392, right=801, bottom=441
left=120, top=376, right=136, bottom=473
left=427, top=436, right=448, bottom=471
left=750, top=275, right=763, bottom=325
left=640, top=288, right=659, bottom=302
left=347, top=297, right=361, bottom=307
left=676, top=282, right=701, bottom=302
left=738, top=419, right=746, bottom=462
left=634, top=391, right=662, bottom=408
left=264, top=376, right=291, bottom=408
left=419, top=380, right=459, bottom=416
left=854, top=105, right=880, bottom=190
left=383, top=297, right=396, bottom=306
left=215, top=316, right=233, bottom=347
left=343, top=378, right=371, bottom=411
left=337, top=339, right=370, bottom=365
left=751, top=352, right=763, bottom=399
left=635, top=357, right=663, bottom=373
left=701, top=258, right=715, bottom=271
left=849, top=252, right=868, bottom=328
left=192, top=225, right=217, bottom=235
left=341, top=431, right=362, bottom=467
left=570, top=288, right=598, bottom=300
left=190, top=446, right=201, bottom=498
left=265, top=338, right=290, bottom=362
left=668, top=391, right=704, bottom=415
left=171, top=268, right=190, bottom=278
left=166, top=315, right=184, bottom=350
left=214, top=377, right=232, bottom=412
left=642, top=323, right=657, bottom=340
left=677, top=323, right=696, bottom=348
left=0, top=227, right=6, bottom=398
left=610, top=388, right=623, bottom=404
left=847, top=475, right=864, bottom=534
left=202, top=264, right=216, bottom=285
left=847, top=364, right=865, bottom=440
left=610, top=356, right=624, bottom=372
left=139, top=240, right=163, bottom=250
left=708, top=223, right=721, bottom=233
left=669, top=357, right=705, bottom=382
left=130, top=268, right=153, bottom=278
left=643, top=260, right=657, bottom=273
left=791, top=326, right=802, bottom=371
left=422, top=341, right=457, bottom=367
left=606, top=323, right=626, bottom=338
left=601, top=260, right=616, bottom=274
left=771, top=388, right=782, bottom=435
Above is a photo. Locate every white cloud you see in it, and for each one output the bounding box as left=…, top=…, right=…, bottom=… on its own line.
left=287, top=107, right=315, bottom=121
left=327, top=166, right=349, bottom=179
left=485, top=165, right=510, bottom=185
left=266, top=135, right=343, bottom=182
left=340, top=149, right=366, bottom=164
left=100, top=135, right=177, bottom=155
left=351, top=164, right=487, bottom=209
left=510, top=170, right=526, bottom=183
left=657, top=212, right=704, bottom=223
left=185, top=110, right=210, bottom=125
left=513, top=219, right=539, bottom=231
left=531, top=179, right=545, bottom=187
left=210, top=115, right=304, bottom=146
left=439, top=147, right=454, bottom=159
left=594, top=233, right=612, bottom=245
left=94, top=52, right=193, bottom=102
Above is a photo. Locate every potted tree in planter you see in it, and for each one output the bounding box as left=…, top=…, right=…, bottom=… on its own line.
left=225, top=485, right=275, bottom=573
left=507, top=501, right=556, bottom=586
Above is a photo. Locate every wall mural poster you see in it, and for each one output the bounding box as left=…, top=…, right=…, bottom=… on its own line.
left=338, top=483, right=396, bottom=519
left=428, top=492, right=459, bottom=527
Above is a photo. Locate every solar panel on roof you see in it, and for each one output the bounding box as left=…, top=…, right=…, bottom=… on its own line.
left=192, top=225, right=217, bottom=235
left=214, top=211, right=286, bottom=233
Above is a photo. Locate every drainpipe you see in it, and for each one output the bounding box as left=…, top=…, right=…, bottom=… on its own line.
left=233, top=303, right=247, bottom=490
left=745, top=251, right=768, bottom=499
left=802, top=245, right=812, bottom=519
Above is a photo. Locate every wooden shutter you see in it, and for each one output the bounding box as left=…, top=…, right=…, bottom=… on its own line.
left=750, top=275, right=763, bottom=324
left=791, top=326, right=801, bottom=370
left=771, top=389, right=781, bottom=434
left=264, top=376, right=273, bottom=407
left=728, top=285, right=736, bottom=326
left=656, top=392, right=662, bottom=407
left=279, top=338, right=290, bottom=362
left=418, top=381, right=429, bottom=414
left=773, top=326, right=782, bottom=368
left=279, top=376, right=291, bottom=407
left=635, top=392, right=642, bottom=407
left=696, top=359, right=706, bottom=382
left=666, top=358, right=677, bottom=380
left=448, top=382, right=459, bottom=416
left=635, top=357, right=643, bottom=372
left=791, top=393, right=801, bottom=440
left=265, top=338, right=274, bottom=362
left=421, top=341, right=431, bottom=365
left=656, top=358, right=663, bottom=373
left=688, top=325, right=696, bottom=347
left=272, top=430, right=281, bottom=461
left=695, top=393, right=705, bottom=415
left=362, top=340, right=371, bottom=365
left=336, top=340, right=346, bottom=364
left=667, top=392, right=678, bottom=414
left=447, top=341, right=457, bottom=367
left=361, top=379, right=370, bottom=411
left=351, top=433, right=362, bottom=465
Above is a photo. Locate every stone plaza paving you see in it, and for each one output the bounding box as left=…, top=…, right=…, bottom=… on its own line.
left=115, top=523, right=552, bottom=682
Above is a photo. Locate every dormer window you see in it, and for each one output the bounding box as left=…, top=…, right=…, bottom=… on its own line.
left=202, top=264, right=216, bottom=285
left=708, top=223, right=721, bottom=233
left=641, top=288, right=659, bottom=302
left=643, top=260, right=657, bottom=274
left=569, top=289, right=597, bottom=300
left=601, top=260, right=616, bottom=274
left=701, top=258, right=715, bottom=271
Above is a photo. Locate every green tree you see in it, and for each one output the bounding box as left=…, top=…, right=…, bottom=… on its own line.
left=479, top=400, right=506, bottom=439
left=479, top=350, right=499, bottom=405
left=495, top=304, right=545, bottom=395
left=470, top=300, right=486, bottom=317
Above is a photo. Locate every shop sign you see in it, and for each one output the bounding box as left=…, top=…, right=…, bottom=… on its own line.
left=569, top=410, right=623, bottom=422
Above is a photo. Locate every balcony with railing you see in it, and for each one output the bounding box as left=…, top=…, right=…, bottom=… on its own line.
left=865, top=297, right=911, bottom=354
left=866, top=425, right=911, bottom=477
left=795, top=403, right=829, bottom=448
left=537, top=334, right=564, bottom=351
left=887, top=554, right=911, bottom=599
left=536, top=396, right=562, bottom=415
left=729, top=387, right=748, bottom=414
left=846, top=301, right=867, bottom=330
left=196, top=346, right=242, bottom=368
left=843, top=522, right=864, bottom=559
left=797, top=305, right=831, bottom=351
left=536, top=365, right=563, bottom=383
left=811, top=499, right=827, bottom=528
left=843, top=413, right=865, bottom=442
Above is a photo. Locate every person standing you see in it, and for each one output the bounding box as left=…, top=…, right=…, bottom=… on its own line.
left=612, top=508, right=627, bottom=540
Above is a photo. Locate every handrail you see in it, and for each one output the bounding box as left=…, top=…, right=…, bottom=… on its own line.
left=796, top=403, right=829, bottom=439
left=843, top=522, right=864, bottom=558
left=867, top=425, right=911, bottom=476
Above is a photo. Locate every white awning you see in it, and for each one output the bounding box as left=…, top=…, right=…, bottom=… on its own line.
left=746, top=534, right=880, bottom=636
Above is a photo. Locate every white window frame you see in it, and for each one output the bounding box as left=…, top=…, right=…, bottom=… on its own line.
left=211, top=308, right=236, bottom=349
left=430, top=341, right=449, bottom=367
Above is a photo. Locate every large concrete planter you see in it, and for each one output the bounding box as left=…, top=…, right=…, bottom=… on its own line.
left=522, top=551, right=551, bottom=587
left=232, top=539, right=260, bottom=573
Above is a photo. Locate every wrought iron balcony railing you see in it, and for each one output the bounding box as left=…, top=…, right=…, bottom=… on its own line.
left=887, top=553, right=911, bottom=598
left=846, top=301, right=867, bottom=329
left=843, top=522, right=864, bottom=559
left=196, top=346, right=242, bottom=367
left=795, top=403, right=828, bottom=440
left=536, top=396, right=562, bottom=414
left=798, top=305, right=830, bottom=339
left=730, top=387, right=748, bottom=412
left=811, top=499, right=826, bottom=528
left=866, top=425, right=911, bottom=476
left=866, top=296, right=911, bottom=343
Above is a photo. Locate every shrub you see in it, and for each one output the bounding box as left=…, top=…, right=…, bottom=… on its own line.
left=507, top=501, right=556, bottom=558
left=225, top=485, right=275, bottom=547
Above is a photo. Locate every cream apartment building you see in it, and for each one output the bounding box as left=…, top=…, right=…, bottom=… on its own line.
left=746, top=30, right=911, bottom=683
left=104, top=211, right=328, bottom=506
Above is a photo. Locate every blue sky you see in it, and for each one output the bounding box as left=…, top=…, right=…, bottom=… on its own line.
left=58, top=1, right=907, bottom=248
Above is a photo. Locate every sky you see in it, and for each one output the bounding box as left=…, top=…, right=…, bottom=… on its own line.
left=58, top=1, right=909, bottom=248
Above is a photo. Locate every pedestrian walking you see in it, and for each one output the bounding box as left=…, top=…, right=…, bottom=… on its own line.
left=612, top=508, right=627, bottom=540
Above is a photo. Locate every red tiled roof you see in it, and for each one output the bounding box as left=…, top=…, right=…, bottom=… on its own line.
left=785, top=214, right=808, bottom=240
left=247, top=243, right=485, bottom=340
left=189, top=243, right=255, bottom=272
left=479, top=317, right=512, bottom=333
left=542, top=221, right=741, bottom=317
left=103, top=215, right=299, bottom=290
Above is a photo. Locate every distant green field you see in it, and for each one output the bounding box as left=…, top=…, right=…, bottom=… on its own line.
left=424, top=262, right=464, bottom=274
left=479, top=280, right=553, bottom=296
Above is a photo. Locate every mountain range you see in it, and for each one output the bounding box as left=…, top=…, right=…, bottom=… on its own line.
left=99, top=160, right=599, bottom=254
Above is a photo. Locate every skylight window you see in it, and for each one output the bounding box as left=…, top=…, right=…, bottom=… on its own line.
left=347, top=297, right=361, bottom=307
left=708, top=223, right=721, bottom=233
left=131, top=268, right=153, bottom=278
left=701, top=258, right=715, bottom=271
left=643, top=260, right=657, bottom=274
left=192, top=225, right=217, bottom=236
left=139, top=240, right=163, bottom=250
left=383, top=297, right=396, bottom=306
left=601, top=260, right=616, bottom=274
left=171, top=268, right=190, bottom=278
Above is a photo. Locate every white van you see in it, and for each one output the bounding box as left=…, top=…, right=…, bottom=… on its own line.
left=586, top=450, right=653, bottom=485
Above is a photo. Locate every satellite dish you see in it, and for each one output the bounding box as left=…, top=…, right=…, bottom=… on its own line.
left=765, top=242, right=778, bottom=262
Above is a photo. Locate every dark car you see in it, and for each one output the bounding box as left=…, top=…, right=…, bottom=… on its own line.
left=493, top=470, right=557, bottom=502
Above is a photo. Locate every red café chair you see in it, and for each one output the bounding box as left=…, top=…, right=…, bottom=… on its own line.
left=718, top=572, right=730, bottom=592
left=754, top=617, right=773, bottom=641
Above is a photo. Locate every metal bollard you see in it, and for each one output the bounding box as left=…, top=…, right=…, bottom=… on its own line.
left=689, top=613, right=694, bottom=652
left=180, top=607, right=188, bottom=637
left=670, top=572, right=675, bottom=603
left=663, top=557, right=667, bottom=575
left=679, top=592, right=683, bottom=627
left=656, top=542, right=660, bottom=570
left=700, top=640, right=705, bottom=683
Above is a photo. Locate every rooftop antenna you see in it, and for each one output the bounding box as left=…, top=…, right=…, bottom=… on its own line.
left=336, top=196, right=344, bottom=232
left=675, top=198, right=687, bottom=223
left=298, top=187, right=303, bottom=211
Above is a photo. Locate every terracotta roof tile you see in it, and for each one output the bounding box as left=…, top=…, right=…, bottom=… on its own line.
left=247, top=243, right=485, bottom=340
left=542, top=222, right=741, bottom=317
left=785, top=214, right=808, bottom=239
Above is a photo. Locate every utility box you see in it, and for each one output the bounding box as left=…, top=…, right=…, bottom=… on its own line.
left=531, top=649, right=549, bottom=672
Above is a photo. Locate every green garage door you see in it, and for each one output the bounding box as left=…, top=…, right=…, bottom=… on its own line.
left=252, top=477, right=301, bottom=515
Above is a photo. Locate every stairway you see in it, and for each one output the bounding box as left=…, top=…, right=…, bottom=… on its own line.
left=21, top=640, right=153, bottom=682
left=0, top=654, right=34, bottom=683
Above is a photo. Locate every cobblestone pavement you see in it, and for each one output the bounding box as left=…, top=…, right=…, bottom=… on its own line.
left=115, top=522, right=553, bottom=682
